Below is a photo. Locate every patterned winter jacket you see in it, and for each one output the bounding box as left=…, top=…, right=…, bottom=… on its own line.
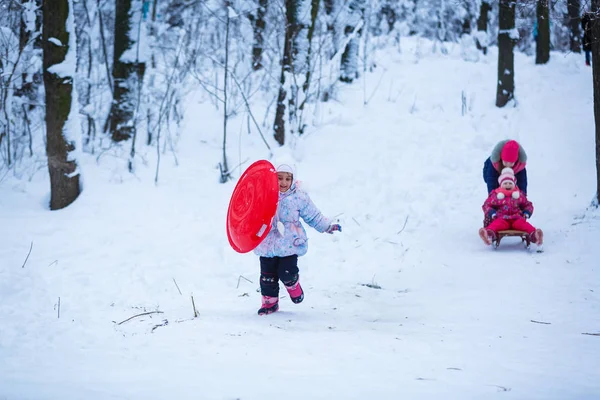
left=254, top=182, right=331, bottom=258
left=482, top=188, right=534, bottom=221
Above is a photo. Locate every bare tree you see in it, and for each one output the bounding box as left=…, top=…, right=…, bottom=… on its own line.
left=249, top=0, right=268, bottom=70
left=476, top=0, right=491, bottom=54
left=535, top=0, right=550, bottom=64
left=340, top=0, right=365, bottom=83
left=108, top=0, right=145, bottom=142
left=568, top=0, right=581, bottom=53
left=496, top=0, right=516, bottom=108
left=42, top=0, right=81, bottom=209
left=273, top=0, right=305, bottom=146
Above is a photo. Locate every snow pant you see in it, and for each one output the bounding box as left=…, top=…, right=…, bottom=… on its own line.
left=482, top=157, right=528, bottom=195
left=487, top=217, right=535, bottom=235
left=259, top=255, right=299, bottom=298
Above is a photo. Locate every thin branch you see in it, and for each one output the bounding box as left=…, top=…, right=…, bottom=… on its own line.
left=582, top=332, right=600, bottom=336
left=116, top=311, right=164, bottom=325
left=530, top=320, right=551, bottom=325
left=21, top=241, right=33, bottom=268
left=397, top=215, right=409, bottom=234
left=172, top=278, right=182, bottom=295
left=191, top=295, right=198, bottom=318
left=237, top=275, right=253, bottom=289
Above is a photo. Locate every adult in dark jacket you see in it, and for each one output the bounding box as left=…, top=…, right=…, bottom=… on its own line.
left=582, top=12, right=592, bottom=66
left=482, top=139, right=528, bottom=195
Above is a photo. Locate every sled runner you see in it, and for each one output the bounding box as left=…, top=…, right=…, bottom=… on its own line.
left=492, top=230, right=532, bottom=249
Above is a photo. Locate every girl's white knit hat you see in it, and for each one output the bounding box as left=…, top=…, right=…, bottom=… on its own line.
left=498, top=167, right=516, bottom=185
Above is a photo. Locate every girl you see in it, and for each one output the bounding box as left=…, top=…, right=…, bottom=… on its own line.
left=479, top=168, right=543, bottom=246
left=254, top=163, right=341, bottom=315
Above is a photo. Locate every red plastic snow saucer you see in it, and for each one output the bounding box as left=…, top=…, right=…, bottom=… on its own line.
left=226, top=160, right=279, bottom=253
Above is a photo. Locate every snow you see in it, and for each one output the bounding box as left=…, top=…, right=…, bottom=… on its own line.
left=1, top=38, right=599, bottom=399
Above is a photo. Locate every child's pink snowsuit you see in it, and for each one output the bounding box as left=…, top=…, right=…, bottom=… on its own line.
left=482, top=188, right=536, bottom=234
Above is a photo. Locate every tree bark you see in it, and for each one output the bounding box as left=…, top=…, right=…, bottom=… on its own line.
left=535, top=0, right=550, bottom=64
left=496, top=0, right=516, bottom=108
left=17, top=0, right=42, bottom=108
left=340, top=0, right=365, bottom=83
left=591, top=0, right=600, bottom=205
left=476, top=1, right=491, bottom=54
left=273, top=0, right=300, bottom=146
left=250, top=0, right=268, bottom=70
left=109, top=0, right=145, bottom=142
left=568, top=0, right=581, bottom=53
left=43, top=0, right=81, bottom=210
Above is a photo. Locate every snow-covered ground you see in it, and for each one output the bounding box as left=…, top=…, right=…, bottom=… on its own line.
left=1, top=40, right=599, bottom=400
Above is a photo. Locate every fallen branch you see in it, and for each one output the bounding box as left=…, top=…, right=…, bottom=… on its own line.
left=116, top=311, right=164, bottom=325
left=582, top=332, right=600, bottom=336
left=151, top=319, right=169, bottom=333
left=172, top=278, right=182, bottom=295
left=191, top=295, right=198, bottom=318
left=352, top=217, right=361, bottom=227
left=530, top=320, right=551, bottom=325
left=237, top=275, right=253, bottom=289
left=21, top=241, right=33, bottom=268
left=397, top=215, right=409, bottom=234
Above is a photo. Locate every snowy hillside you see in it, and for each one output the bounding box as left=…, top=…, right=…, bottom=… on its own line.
left=1, top=40, right=599, bottom=400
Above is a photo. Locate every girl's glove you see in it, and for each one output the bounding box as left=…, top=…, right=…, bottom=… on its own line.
left=523, top=211, right=531, bottom=219
left=326, top=224, right=342, bottom=234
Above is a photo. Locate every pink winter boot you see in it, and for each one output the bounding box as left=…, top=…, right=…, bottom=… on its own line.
left=478, top=227, right=495, bottom=246
left=531, top=228, right=544, bottom=245
left=285, top=280, right=304, bottom=304
left=257, top=295, right=279, bottom=316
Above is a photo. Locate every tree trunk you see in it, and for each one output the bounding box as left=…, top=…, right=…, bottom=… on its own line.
left=250, top=0, right=268, bottom=70
left=43, top=0, right=81, bottom=210
left=591, top=0, right=600, bottom=205
left=476, top=0, right=491, bottom=54
left=324, top=0, right=338, bottom=58
left=273, top=0, right=303, bottom=146
left=109, top=0, right=145, bottom=142
left=340, top=0, right=365, bottom=83
left=303, top=0, right=320, bottom=94
left=496, top=0, right=516, bottom=108
left=535, top=0, right=550, bottom=64
left=17, top=0, right=42, bottom=108
left=568, top=0, right=581, bottom=53
left=273, top=0, right=300, bottom=146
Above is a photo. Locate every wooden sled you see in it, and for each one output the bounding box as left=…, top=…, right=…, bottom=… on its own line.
left=492, top=230, right=531, bottom=249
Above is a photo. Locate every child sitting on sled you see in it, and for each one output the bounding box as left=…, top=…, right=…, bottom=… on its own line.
left=478, top=168, right=544, bottom=246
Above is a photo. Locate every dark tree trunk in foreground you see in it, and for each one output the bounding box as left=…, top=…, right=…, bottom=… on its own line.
left=43, top=0, right=81, bottom=210
left=496, top=0, right=516, bottom=107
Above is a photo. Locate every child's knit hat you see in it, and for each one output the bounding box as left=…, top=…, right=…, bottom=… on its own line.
left=498, top=167, right=516, bottom=185
left=276, top=163, right=295, bottom=183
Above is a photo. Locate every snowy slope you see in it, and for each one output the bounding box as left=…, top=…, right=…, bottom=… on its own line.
left=1, top=40, right=599, bottom=400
